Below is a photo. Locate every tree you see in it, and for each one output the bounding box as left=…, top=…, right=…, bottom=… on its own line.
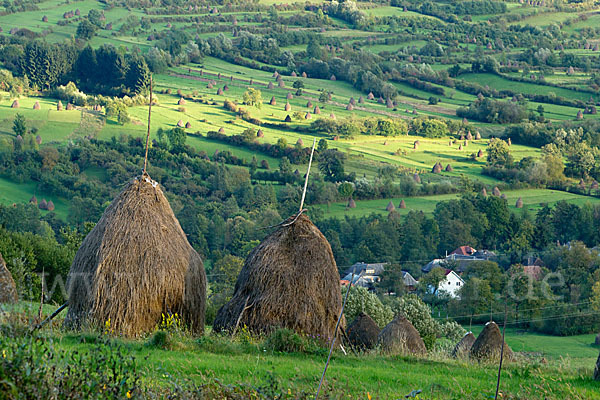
left=458, top=277, right=493, bottom=327
left=317, top=138, right=328, bottom=152
left=318, top=149, right=346, bottom=182
left=418, top=266, right=447, bottom=298
left=279, top=156, right=292, bottom=175
left=306, top=41, right=322, bottom=59
left=166, top=127, right=186, bottom=150
left=486, top=138, right=513, bottom=167
left=12, top=113, right=26, bottom=137
left=338, top=182, right=354, bottom=200
left=377, top=263, right=407, bottom=296
left=292, top=79, right=304, bottom=89
left=242, top=88, right=262, bottom=108
left=125, top=56, right=150, bottom=94
left=105, top=101, right=129, bottom=125
left=211, top=254, right=244, bottom=292
left=76, top=19, right=97, bottom=40
left=88, top=9, right=105, bottom=28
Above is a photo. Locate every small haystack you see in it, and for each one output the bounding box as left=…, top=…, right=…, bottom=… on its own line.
left=346, top=104, right=354, bottom=111
left=11, top=100, right=19, bottom=108
left=470, top=321, right=512, bottom=361
left=493, top=186, right=501, bottom=196
left=432, top=162, right=442, bottom=174
left=296, top=138, right=304, bottom=146
left=367, top=92, right=374, bottom=100
left=304, top=112, right=311, bottom=120
left=216, top=88, right=224, bottom=95
left=57, top=101, right=63, bottom=111
left=268, top=82, right=275, bottom=89
left=284, top=115, right=292, bottom=123
left=476, top=131, right=482, bottom=140
left=33, top=101, right=41, bottom=110
left=39, top=199, right=48, bottom=210
left=178, top=98, right=186, bottom=106
left=348, top=198, right=356, bottom=209
left=378, top=315, right=426, bottom=355
left=287, top=92, right=293, bottom=100
left=592, top=181, right=599, bottom=190
left=347, top=312, right=379, bottom=350
left=466, top=131, right=473, bottom=141
left=413, top=173, right=421, bottom=184
left=185, top=122, right=191, bottom=129
left=29, top=195, right=38, bottom=205
left=218, top=127, right=225, bottom=134
left=64, top=174, right=206, bottom=336
left=386, top=200, right=395, bottom=212
left=270, top=97, right=276, bottom=106
left=594, top=333, right=600, bottom=345
left=413, top=141, right=419, bottom=150
left=0, top=252, right=18, bottom=303
left=399, top=199, right=406, bottom=209
left=46, top=200, right=55, bottom=211
left=314, top=106, right=321, bottom=114
left=301, top=71, right=307, bottom=78
left=330, top=113, right=336, bottom=120
left=66, top=103, right=74, bottom=110
left=213, top=214, right=343, bottom=338
left=477, top=149, right=484, bottom=158
left=445, top=164, right=453, bottom=172
left=284, top=102, right=291, bottom=112
left=177, top=120, right=184, bottom=127
left=257, top=129, right=264, bottom=138
left=516, top=197, right=523, bottom=208
left=306, top=101, right=312, bottom=108
left=482, top=187, right=488, bottom=197
left=452, top=331, right=476, bottom=358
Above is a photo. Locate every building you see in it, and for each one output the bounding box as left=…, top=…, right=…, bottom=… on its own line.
left=340, top=262, right=418, bottom=292
left=438, top=269, right=465, bottom=298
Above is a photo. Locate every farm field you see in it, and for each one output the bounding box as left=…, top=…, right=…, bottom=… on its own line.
left=316, top=189, right=600, bottom=219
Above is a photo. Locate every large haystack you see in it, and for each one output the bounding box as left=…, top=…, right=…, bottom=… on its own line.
left=0, top=252, right=18, bottom=303
left=64, top=174, right=206, bottom=336
left=213, top=214, right=343, bottom=339
left=378, top=315, right=426, bottom=355
left=347, top=312, right=380, bottom=350
left=595, top=352, right=600, bottom=380
left=470, top=321, right=512, bottom=361
left=452, top=331, right=476, bottom=358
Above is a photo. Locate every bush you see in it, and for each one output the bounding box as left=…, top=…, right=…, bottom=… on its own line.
left=146, top=330, right=171, bottom=349
left=265, top=328, right=305, bottom=353
left=343, top=286, right=394, bottom=328
left=439, top=320, right=466, bottom=342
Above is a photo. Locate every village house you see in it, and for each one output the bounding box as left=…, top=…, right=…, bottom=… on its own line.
left=340, top=262, right=418, bottom=291
left=438, top=269, right=465, bottom=298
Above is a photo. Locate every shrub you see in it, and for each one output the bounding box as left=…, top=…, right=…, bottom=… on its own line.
left=265, top=328, right=304, bottom=353
left=146, top=330, right=171, bottom=349
left=439, top=320, right=466, bottom=342
left=343, top=286, right=394, bottom=328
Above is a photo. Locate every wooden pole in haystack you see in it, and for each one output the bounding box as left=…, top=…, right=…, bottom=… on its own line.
left=34, top=302, right=68, bottom=330
left=143, top=75, right=153, bottom=175
left=495, top=300, right=508, bottom=400
left=315, top=269, right=355, bottom=400
left=299, top=138, right=316, bottom=213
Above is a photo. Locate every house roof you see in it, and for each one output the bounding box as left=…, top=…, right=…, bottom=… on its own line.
left=450, top=246, right=476, bottom=256
left=345, top=262, right=387, bottom=275
left=422, top=259, right=444, bottom=273
left=402, top=271, right=418, bottom=287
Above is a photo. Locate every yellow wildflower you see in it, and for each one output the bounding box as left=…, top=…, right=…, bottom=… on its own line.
left=126, top=390, right=132, bottom=398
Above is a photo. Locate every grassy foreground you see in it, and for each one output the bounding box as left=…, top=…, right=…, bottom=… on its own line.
left=2, top=303, right=599, bottom=399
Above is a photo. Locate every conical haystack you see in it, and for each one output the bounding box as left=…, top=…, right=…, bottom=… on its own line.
left=348, top=198, right=356, bottom=208
left=413, top=173, right=421, bottom=184
left=493, top=186, right=501, bottom=196
left=33, top=101, right=41, bottom=110
left=452, top=331, right=476, bottom=358
left=386, top=200, right=395, bottom=212
left=515, top=197, right=523, bottom=208
left=470, top=321, right=512, bottom=361
left=213, top=214, right=343, bottom=338
left=64, top=174, right=206, bottom=336
left=399, top=199, right=406, bottom=209
left=378, top=315, right=426, bottom=355
left=0, top=252, right=18, bottom=303
left=347, top=312, right=380, bottom=350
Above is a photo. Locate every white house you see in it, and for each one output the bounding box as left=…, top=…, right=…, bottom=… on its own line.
left=438, top=270, right=465, bottom=298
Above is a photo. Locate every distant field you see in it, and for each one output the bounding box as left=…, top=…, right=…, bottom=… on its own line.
left=0, top=176, right=68, bottom=219
left=317, top=189, right=600, bottom=219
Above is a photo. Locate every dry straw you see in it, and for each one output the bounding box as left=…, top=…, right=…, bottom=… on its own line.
left=0, top=252, right=18, bottom=303
left=64, top=175, right=207, bottom=336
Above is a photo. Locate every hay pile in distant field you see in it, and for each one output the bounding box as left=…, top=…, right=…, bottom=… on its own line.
left=452, top=331, right=476, bottom=358
left=64, top=174, right=206, bottom=336
left=347, top=312, right=380, bottom=350
left=213, top=214, right=343, bottom=339
left=0, top=252, right=18, bottom=303
left=378, top=315, right=426, bottom=355
left=470, top=321, right=512, bottom=361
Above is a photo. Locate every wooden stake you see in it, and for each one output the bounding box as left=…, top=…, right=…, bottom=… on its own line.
left=299, top=138, right=316, bottom=213
left=315, top=270, right=355, bottom=400
left=495, top=300, right=508, bottom=400
left=143, top=75, right=153, bottom=175
left=34, top=302, right=68, bottom=330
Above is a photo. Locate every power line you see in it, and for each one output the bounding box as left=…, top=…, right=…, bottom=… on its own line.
left=434, top=300, right=596, bottom=320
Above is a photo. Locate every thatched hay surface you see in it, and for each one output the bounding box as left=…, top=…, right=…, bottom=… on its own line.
left=378, top=315, right=426, bottom=355
left=347, top=312, right=379, bottom=350
left=64, top=174, right=206, bottom=336
left=0, top=252, right=18, bottom=303
left=213, top=214, right=343, bottom=339
left=470, top=321, right=512, bottom=361
left=452, top=331, right=476, bottom=358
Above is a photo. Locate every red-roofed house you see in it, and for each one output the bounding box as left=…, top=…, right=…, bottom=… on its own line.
left=450, top=246, right=476, bottom=256
left=523, top=265, right=543, bottom=280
